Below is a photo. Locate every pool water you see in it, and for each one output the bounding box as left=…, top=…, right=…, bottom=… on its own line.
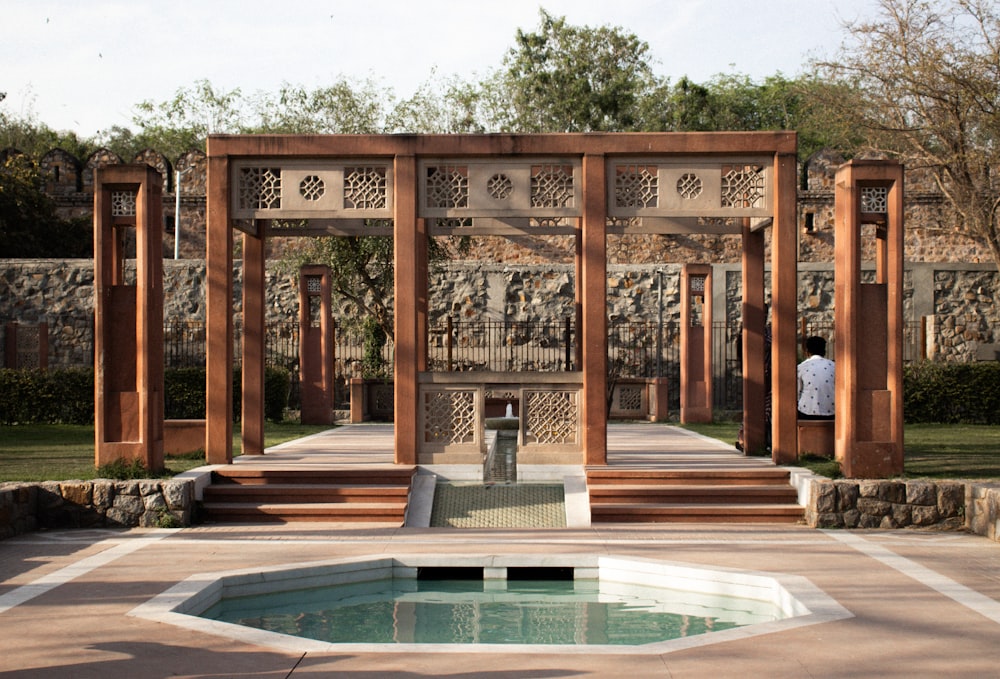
left=200, top=578, right=784, bottom=646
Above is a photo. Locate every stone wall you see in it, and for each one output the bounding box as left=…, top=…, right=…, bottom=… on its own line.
left=797, top=476, right=1000, bottom=544
left=806, top=478, right=966, bottom=529
left=0, top=478, right=195, bottom=538
left=3, top=259, right=995, bottom=368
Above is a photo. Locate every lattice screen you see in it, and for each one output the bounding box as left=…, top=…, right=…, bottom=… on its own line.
left=422, top=389, right=477, bottom=444
left=524, top=390, right=579, bottom=445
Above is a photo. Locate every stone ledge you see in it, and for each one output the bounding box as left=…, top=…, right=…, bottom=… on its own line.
left=804, top=478, right=1000, bottom=540
left=0, top=478, right=196, bottom=539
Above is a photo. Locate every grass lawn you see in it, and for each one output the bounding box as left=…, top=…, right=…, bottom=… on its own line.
left=680, top=421, right=1000, bottom=479
left=3, top=421, right=998, bottom=482
left=0, top=422, right=333, bottom=482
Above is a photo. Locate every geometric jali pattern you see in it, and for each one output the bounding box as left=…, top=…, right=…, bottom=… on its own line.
left=424, top=389, right=476, bottom=444
left=676, top=173, right=703, bottom=199
left=720, top=164, right=765, bottom=209
left=425, top=166, right=469, bottom=208
left=525, top=390, right=577, bottom=445
left=111, top=190, right=136, bottom=216
left=530, top=165, right=574, bottom=208
left=614, top=165, right=658, bottom=208
left=15, top=325, right=42, bottom=369
left=861, top=186, right=888, bottom=213
left=487, top=173, right=514, bottom=200
left=344, top=166, right=387, bottom=209
left=617, top=385, right=643, bottom=412
left=238, top=167, right=282, bottom=210
left=299, top=175, right=325, bottom=201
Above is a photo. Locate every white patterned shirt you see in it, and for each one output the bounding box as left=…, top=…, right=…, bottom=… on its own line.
left=797, top=355, right=835, bottom=417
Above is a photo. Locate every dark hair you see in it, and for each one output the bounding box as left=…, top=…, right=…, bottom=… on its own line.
left=806, top=335, right=827, bottom=357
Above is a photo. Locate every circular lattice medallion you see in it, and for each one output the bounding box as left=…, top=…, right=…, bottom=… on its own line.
left=299, top=175, right=325, bottom=201
left=676, top=173, right=703, bottom=199
left=488, top=173, right=514, bottom=200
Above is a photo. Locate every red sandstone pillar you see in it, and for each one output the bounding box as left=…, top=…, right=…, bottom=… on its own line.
left=680, top=264, right=713, bottom=423
left=771, top=152, right=799, bottom=464
left=581, top=154, right=607, bottom=465
left=242, top=230, right=267, bottom=454
left=834, top=160, right=905, bottom=478
left=93, top=165, right=164, bottom=472
left=299, top=265, right=334, bottom=425
left=394, top=155, right=419, bottom=465
left=205, top=149, right=233, bottom=464
left=741, top=221, right=767, bottom=454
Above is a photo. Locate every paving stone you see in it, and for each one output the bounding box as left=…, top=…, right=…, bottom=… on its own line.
left=430, top=483, right=566, bottom=528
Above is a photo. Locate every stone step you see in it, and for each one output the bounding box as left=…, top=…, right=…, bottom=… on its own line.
left=585, top=467, right=791, bottom=486
left=588, top=484, right=799, bottom=505
left=210, top=466, right=416, bottom=486
left=203, top=483, right=411, bottom=504
left=201, top=501, right=408, bottom=523
left=589, top=503, right=804, bottom=524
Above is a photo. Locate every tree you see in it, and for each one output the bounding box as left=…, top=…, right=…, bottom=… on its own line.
left=0, top=154, right=90, bottom=257
left=814, top=0, right=1000, bottom=274
left=499, top=9, right=662, bottom=132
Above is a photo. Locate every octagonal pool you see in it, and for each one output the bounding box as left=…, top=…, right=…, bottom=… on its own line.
left=130, top=554, right=852, bottom=655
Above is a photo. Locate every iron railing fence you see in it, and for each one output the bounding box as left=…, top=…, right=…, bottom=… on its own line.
left=2, top=315, right=949, bottom=413
left=799, top=319, right=923, bottom=363
left=427, top=318, right=575, bottom=372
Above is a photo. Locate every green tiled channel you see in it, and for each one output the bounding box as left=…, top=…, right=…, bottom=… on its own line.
left=430, top=483, right=566, bottom=528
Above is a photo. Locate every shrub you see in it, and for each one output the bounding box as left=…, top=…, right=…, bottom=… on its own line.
left=0, top=365, right=291, bottom=424
left=232, top=366, right=291, bottom=422
left=0, top=368, right=93, bottom=425
left=164, top=367, right=205, bottom=419
left=904, top=361, right=1000, bottom=424
left=96, top=457, right=151, bottom=480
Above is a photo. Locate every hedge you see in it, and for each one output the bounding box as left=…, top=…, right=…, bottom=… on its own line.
left=5, top=362, right=994, bottom=426
left=0, top=367, right=93, bottom=425
left=903, top=361, right=1000, bottom=425
left=0, top=366, right=292, bottom=425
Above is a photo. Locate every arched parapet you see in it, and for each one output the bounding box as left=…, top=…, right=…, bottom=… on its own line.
left=83, top=148, right=123, bottom=191
left=176, top=150, right=206, bottom=195
left=133, top=149, right=172, bottom=189
left=40, top=148, right=82, bottom=194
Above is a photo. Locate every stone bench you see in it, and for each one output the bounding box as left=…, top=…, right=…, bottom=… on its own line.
left=164, top=419, right=206, bottom=455
left=797, top=419, right=834, bottom=457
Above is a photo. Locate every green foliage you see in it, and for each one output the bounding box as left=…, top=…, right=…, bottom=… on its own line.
left=155, top=509, right=183, bottom=528
left=0, top=102, right=94, bottom=160
left=130, top=79, right=246, bottom=156
left=0, top=155, right=91, bottom=257
left=0, top=366, right=291, bottom=425
left=0, top=368, right=93, bottom=425
left=812, top=0, right=1000, bottom=272
left=501, top=10, right=660, bottom=132
left=96, top=457, right=151, bottom=480
left=361, top=316, right=389, bottom=379
left=164, top=367, right=206, bottom=419
left=904, top=361, right=1000, bottom=425
left=264, top=367, right=291, bottom=422
left=232, top=366, right=291, bottom=423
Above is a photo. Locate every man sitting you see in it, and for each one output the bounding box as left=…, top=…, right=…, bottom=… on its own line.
left=797, top=336, right=835, bottom=420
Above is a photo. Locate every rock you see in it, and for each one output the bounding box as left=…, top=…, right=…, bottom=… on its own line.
left=905, top=482, right=937, bottom=506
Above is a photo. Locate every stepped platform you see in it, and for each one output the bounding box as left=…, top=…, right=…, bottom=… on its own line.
left=199, top=424, right=410, bottom=524
left=197, top=423, right=803, bottom=525
left=590, top=425, right=804, bottom=524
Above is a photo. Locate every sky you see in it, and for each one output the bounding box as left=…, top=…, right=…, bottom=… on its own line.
left=4, top=0, right=882, bottom=137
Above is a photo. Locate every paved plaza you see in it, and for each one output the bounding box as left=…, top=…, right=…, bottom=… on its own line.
left=1, top=425, right=999, bottom=677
